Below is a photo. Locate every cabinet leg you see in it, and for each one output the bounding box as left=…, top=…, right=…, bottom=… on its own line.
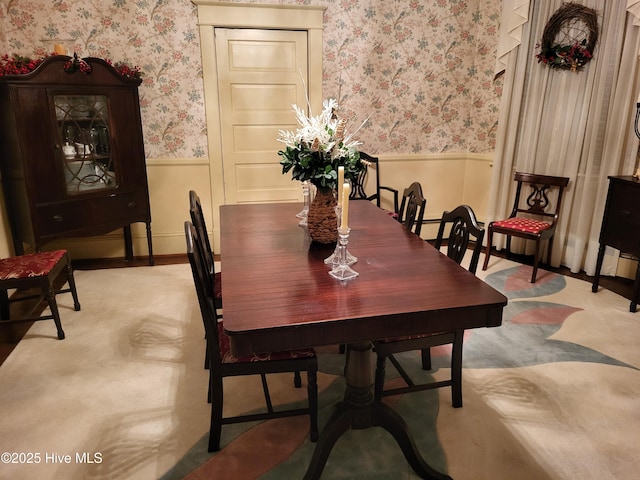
left=146, top=222, right=154, bottom=266
left=592, top=244, right=606, bottom=293
left=631, top=261, right=640, bottom=313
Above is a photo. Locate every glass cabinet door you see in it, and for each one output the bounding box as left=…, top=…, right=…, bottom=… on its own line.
left=54, top=94, right=118, bottom=195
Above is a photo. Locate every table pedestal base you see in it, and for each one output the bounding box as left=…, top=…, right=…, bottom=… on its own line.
left=303, top=341, right=452, bottom=480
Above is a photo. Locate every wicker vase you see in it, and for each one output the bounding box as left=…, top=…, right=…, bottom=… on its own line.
left=307, top=187, right=338, bottom=244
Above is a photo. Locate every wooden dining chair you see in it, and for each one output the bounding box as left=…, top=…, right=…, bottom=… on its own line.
left=189, top=190, right=222, bottom=311
left=373, top=205, right=484, bottom=408
left=396, top=181, right=426, bottom=236
left=351, top=152, right=399, bottom=216
left=190, top=190, right=222, bottom=373
left=185, top=221, right=318, bottom=451
left=0, top=250, right=81, bottom=340
left=482, top=172, right=570, bottom=283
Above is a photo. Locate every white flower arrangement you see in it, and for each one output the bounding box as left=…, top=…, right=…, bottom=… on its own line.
left=277, top=99, right=369, bottom=190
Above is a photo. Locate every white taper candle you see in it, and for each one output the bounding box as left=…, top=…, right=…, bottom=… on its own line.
left=341, top=182, right=351, bottom=229
left=337, top=166, right=344, bottom=205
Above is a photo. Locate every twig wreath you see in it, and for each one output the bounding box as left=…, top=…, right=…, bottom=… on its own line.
left=536, top=2, right=599, bottom=72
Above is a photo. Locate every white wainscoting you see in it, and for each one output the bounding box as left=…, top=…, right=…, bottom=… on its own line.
left=379, top=152, right=494, bottom=240
left=29, top=153, right=495, bottom=259
left=4, top=152, right=637, bottom=281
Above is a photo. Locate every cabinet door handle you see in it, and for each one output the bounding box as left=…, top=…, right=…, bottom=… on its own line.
left=52, top=215, right=63, bottom=222
left=620, top=210, right=631, bottom=217
left=127, top=201, right=136, bottom=209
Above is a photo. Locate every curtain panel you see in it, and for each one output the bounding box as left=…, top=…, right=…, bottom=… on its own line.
left=490, top=0, right=640, bottom=276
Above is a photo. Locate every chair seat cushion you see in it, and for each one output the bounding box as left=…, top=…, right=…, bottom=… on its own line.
left=493, top=217, right=551, bottom=234
left=0, top=250, right=67, bottom=280
left=217, top=322, right=315, bottom=363
left=377, top=332, right=434, bottom=344
left=383, top=209, right=398, bottom=219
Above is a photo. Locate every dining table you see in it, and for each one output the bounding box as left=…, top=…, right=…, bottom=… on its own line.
left=220, top=200, right=507, bottom=479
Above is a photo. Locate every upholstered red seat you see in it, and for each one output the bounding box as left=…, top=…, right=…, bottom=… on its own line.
left=491, top=217, right=551, bottom=234
left=0, top=250, right=80, bottom=340
left=218, top=321, right=315, bottom=364
left=0, top=250, right=67, bottom=279
left=377, top=332, right=430, bottom=344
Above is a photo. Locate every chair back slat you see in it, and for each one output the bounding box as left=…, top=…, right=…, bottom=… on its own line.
left=349, top=152, right=400, bottom=213
left=435, top=205, right=484, bottom=274
left=350, top=151, right=380, bottom=205
left=189, top=190, right=217, bottom=297
left=185, top=221, right=222, bottom=370
left=512, top=172, right=570, bottom=221
left=397, top=182, right=426, bottom=236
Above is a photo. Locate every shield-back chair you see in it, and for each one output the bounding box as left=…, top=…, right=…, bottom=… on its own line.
left=397, top=181, right=426, bottom=236
left=482, top=172, right=570, bottom=283
left=374, top=205, right=484, bottom=408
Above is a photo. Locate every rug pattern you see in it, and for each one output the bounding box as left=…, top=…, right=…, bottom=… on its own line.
left=164, top=262, right=640, bottom=480
left=0, top=261, right=638, bottom=480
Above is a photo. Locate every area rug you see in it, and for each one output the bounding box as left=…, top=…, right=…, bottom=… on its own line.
left=0, top=259, right=638, bottom=480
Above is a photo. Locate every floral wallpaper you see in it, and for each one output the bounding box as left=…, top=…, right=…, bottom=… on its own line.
left=319, top=0, right=502, bottom=154
left=0, top=0, right=502, bottom=158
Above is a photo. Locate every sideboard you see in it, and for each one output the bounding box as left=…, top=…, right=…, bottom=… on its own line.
left=591, top=175, right=640, bottom=312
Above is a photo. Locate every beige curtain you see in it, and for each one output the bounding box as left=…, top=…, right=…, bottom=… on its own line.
left=489, top=0, right=640, bottom=276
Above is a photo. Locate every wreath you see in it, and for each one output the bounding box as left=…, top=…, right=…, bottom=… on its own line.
left=536, top=3, right=599, bottom=72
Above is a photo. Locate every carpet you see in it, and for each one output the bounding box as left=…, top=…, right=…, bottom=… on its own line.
left=0, top=259, right=639, bottom=479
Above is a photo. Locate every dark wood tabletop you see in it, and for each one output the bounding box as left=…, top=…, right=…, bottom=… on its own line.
left=220, top=201, right=507, bottom=357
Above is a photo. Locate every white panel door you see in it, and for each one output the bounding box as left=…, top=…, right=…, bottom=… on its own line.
left=215, top=28, right=308, bottom=204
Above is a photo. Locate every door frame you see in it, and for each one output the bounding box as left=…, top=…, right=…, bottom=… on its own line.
left=193, top=1, right=325, bottom=251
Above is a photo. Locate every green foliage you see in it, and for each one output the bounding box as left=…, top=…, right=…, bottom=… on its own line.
left=279, top=146, right=364, bottom=190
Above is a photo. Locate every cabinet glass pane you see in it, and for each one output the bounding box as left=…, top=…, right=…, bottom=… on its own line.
left=55, top=94, right=118, bottom=195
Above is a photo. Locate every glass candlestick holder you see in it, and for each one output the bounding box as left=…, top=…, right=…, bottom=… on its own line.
left=329, top=227, right=359, bottom=280
left=324, top=205, right=357, bottom=266
left=296, top=181, right=311, bottom=226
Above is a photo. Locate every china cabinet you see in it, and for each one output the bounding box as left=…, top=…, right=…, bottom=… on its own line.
left=0, top=55, right=153, bottom=264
